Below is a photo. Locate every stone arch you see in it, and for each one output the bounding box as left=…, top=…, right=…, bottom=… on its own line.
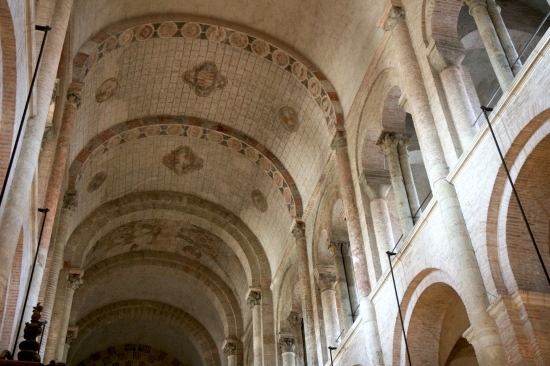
left=355, top=67, right=401, bottom=174
left=0, top=0, right=18, bottom=185
left=493, top=115, right=550, bottom=294
left=487, top=108, right=550, bottom=297
left=392, top=269, right=474, bottom=366
left=64, top=191, right=272, bottom=288
left=424, top=0, right=463, bottom=46
left=76, top=344, right=189, bottom=366
left=68, top=116, right=303, bottom=217
left=72, top=14, right=344, bottom=128
left=71, top=251, right=243, bottom=340
left=70, top=301, right=221, bottom=366
left=312, top=181, right=343, bottom=268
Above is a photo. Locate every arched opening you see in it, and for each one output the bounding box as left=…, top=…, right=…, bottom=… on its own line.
left=406, top=282, right=478, bottom=366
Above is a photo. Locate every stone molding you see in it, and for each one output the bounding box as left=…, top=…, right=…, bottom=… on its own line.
left=278, top=335, right=296, bottom=353
left=464, top=0, right=488, bottom=12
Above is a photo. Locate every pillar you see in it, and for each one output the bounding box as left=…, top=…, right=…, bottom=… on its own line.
left=464, top=0, right=515, bottom=90
left=315, top=266, right=340, bottom=349
left=487, top=0, right=522, bottom=75
left=247, top=290, right=263, bottom=366
left=364, top=183, right=394, bottom=273
left=292, top=222, right=319, bottom=366
left=384, top=8, right=509, bottom=365
left=39, top=86, right=81, bottom=360
left=0, top=0, right=75, bottom=308
left=327, top=241, right=354, bottom=333
left=428, top=39, right=478, bottom=151
left=397, top=135, right=422, bottom=220
left=224, top=340, right=237, bottom=366
left=54, top=270, right=82, bottom=361
left=278, top=336, right=296, bottom=366
left=286, top=312, right=304, bottom=363
left=377, top=132, right=414, bottom=236
left=62, top=326, right=77, bottom=362
left=330, top=132, right=385, bottom=365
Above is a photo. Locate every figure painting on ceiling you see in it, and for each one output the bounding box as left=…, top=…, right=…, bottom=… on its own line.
left=182, top=61, right=228, bottom=97
left=162, top=145, right=204, bottom=175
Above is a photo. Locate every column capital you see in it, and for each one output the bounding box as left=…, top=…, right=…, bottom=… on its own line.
left=376, top=131, right=410, bottom=152
left=327, top=240, right=349, bottom=257
left=223, top=340, right=237, bottom=356
left=67, top=269, right=84, bottom=291
left=287, top=311, right=301, bottom=327
left=67, top=82, right=84, bottom=108
left=427, top=38, right=466, bottom=72
left=291, top=221, right=306, bottom=240
left=330, top=131, right=347, bottom=151
left=247, top=289, right=261, bottom=307
left=278, top=335, right=296, bottom=353
left=364, top=182, right=391, bottom=201
left=66, top=326, right=78, bottom=346
left=382, top=7, right=406, bottom=32
left=62, top=191, right=78, bottom=211
left=315, top=266, right=337, bottom=292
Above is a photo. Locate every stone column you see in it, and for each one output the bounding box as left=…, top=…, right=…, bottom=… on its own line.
left=384, top=8, right=509, bottom=365
left=428, top=39, right=478, bottom=151
left=330, top=132, right=384, bottom=365
left=62, top=326, right=77, bottom=362
left=464, top=0, right=515, bottom=90
left=247, top=290, right=262, bottom=366
left=39, top=85, right=81, bottom=359
left=327, top=241, right=353, bottom=333
left=396, top=135, right=422, bottom=220
left=54, top=270, right=83, bottom=361
left=364, top=183, right=394, bottom=273
left=315, top=266, right=340, bottom=349
left=377, top=132, right=414, bottom=236
left=487, top=0, right=522, bottom=75
left=223, top=340, right=237, bottom=366
left=0, top=0, right=75, bottom=308
left=292, top=222, right=319, bottom=366
left=278, top=336, right=296, bottom=366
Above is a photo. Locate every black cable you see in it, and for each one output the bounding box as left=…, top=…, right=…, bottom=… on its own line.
left=481, top=107, right=550, bottom=287
left=0, top=25, right=51, bottom=209
left=386, top=251, right=412, bottom=366
left=339, top=242, right=355, bottom=322
left=12, top=208, right=49, bottom=357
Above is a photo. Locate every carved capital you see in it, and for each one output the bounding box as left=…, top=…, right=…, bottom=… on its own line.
left=223, top=341, right=237, bottom=357
left=315, top=266, right=337, bottom=292
left=383, top=7, right=406, bottom=32
left=427, top=38, right=466, bottom=72
left=62, top=192, right=77, bottom=211
left=364, top=182, right=391, bottom=201
left=291, top=221, right=306, bottom=240
left=278, top=335, right=296, bottom=353
left=330, top=131, right=347, bottom=151
left=67, top=269, right=84, bottom=291
left=287, top=311, right=301, bottom=327
left=327, top=240, right=348, bottom=257
left=67, top=91, right=82, bottom=108
left=247, top=290, right=261, bottom=307
left=42, top=124, right=54, bottom=144
left=66, top=327, right=78, bottom=346
left=376, top=131, right=410, bottom=153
